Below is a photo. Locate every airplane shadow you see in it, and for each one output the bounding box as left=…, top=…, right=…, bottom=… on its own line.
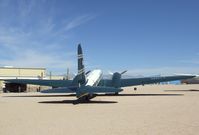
left=39, top=100, right=117, bottom=104
left=164, top=89, right=199, bottom=92
left=3, top=94, right=75, bottom=98
left=3, top=93, right=183, bottom=98
left=4, top=93, right=183, bottom=105
left=38, top=93, right=182, bottom=105
left=98, top=93, right=184, bottom=96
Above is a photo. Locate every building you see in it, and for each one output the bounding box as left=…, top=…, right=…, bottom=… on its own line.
left=0, top=67, right=46, bottom=92
left=0, top=66, right=46, bottom=79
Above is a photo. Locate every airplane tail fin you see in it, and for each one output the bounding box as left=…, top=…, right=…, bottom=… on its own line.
left=71, top=44, right=86, bottom=86
left=77, top=44, right=86, bottom=85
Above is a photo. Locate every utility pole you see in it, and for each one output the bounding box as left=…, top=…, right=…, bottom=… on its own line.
left=49, top=71, right=52, bottom=80
left=66, top=68, right=69, bottom=80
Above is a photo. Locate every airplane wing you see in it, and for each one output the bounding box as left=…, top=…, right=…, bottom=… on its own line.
left=41, top=86, right=77, bottom=93
left=98, top=79, right=113, bottom=87
left=120, top=75, right=195, bottom=87
left=7, top=75, right=193, bottom=88
left=98, top=75, right=195, bottom=87
left=4, top=79, right=73, bottom=87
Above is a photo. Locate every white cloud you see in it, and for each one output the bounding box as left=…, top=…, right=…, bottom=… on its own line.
left=0, top=1, right=96, bottom=74
left=18, top=0, right=35, bottom=18
left=179, top=59, right=199, bottom=65
left=126, top=67, right=199, bottom=76
left=0, top=25, right=76, bottom=73
left=0, top=50, right=74, bottom=68
left=64, top=14, right=96, bottom=31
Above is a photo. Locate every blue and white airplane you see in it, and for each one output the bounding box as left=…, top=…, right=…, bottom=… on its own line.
left=5, top=44, right=195, bottom=103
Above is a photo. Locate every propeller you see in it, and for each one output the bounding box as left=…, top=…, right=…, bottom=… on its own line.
left=85, top=70, right=91, bottom=75
left=108, top=71, right=113, bottom=75
left=111, top=70, right=127, bottom=88
left=108, top=70, right=127, bottom=75
left=120, top=70, right=127, bottom=75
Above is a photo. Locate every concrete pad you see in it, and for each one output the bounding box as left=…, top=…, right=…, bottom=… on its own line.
left=1, top=84, right=199, bottom=135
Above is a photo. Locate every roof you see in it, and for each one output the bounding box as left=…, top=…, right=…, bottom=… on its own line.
left=0, top=67, right=46, bottom=70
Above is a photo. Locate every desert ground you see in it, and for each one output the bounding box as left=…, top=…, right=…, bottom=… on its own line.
left=1, top=84, right=199, bottom=135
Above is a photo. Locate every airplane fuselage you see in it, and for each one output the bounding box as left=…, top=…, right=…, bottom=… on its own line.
left=86, top=69, right=102, bottom=86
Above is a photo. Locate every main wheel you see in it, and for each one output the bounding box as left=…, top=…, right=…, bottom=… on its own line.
left=115, top=92, right=119, bottom=95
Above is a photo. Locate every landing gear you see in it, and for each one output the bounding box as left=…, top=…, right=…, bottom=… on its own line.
left=73, top=97, right=89, bottom=105
left=73, top=94, right=96, bottom=105
left=134, top=87, right=137, bottom=91
left=114, top=92, right=119, bottom=95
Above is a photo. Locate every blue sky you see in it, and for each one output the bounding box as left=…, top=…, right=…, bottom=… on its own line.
left=0, top=0, right=199, bottom=75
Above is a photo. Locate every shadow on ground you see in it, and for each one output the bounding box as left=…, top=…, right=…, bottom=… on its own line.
left=3, top=93, right=183, bottom=98
left=164, top=89, right=199, bottom=92
left=3, top=94, right=75, bottom=97
left=99, top=93, right=183, bottom=96
left=39, top=100, right=117, bottom=104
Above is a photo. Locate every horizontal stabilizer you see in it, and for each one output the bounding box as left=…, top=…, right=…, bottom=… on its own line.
left=41, top=87, right=75, bottom=93
left=79, top=86, right=123, bottom=93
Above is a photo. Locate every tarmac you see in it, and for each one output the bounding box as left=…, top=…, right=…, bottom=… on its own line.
left=1, top=84, right=199, bottom=135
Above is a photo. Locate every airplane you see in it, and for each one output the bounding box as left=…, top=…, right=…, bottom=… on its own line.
left=171, top=73, right=199, bottom=84
left=181, top=75, right=199, bottom=84
left=5, top=44, right=195, bottom=103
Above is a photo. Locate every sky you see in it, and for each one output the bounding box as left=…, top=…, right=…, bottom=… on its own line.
left=0, top=0, right=199, bottom=76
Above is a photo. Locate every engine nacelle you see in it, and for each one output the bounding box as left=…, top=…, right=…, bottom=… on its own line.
left=112, top=72, right=121, bottom=88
